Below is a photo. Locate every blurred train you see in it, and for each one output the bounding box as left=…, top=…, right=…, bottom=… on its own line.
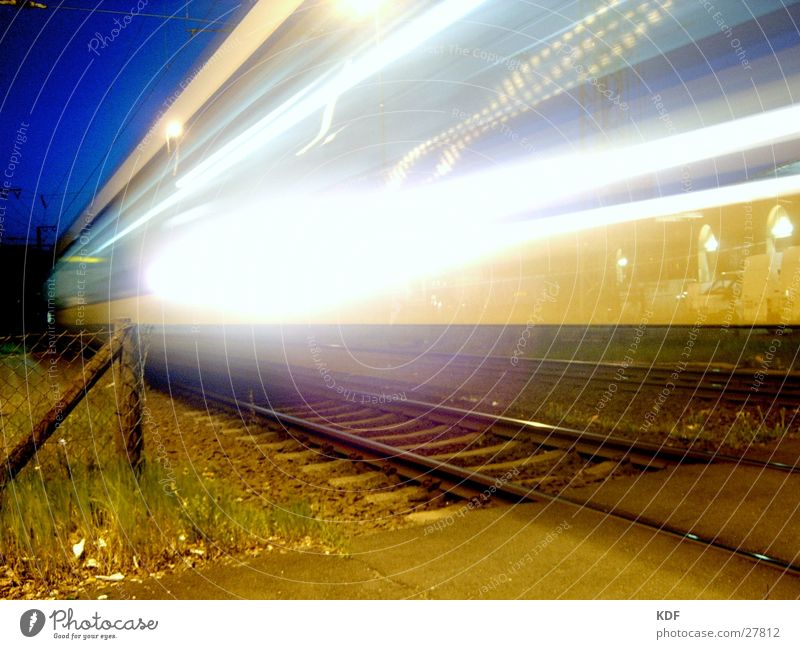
left=50, top=0, right=800, bottom=374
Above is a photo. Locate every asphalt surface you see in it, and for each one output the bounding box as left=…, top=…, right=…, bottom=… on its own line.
left=86, top=498, right=800, bottom=600
left=563, top=463, right=800, bottom=569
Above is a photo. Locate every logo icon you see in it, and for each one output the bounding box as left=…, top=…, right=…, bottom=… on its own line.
left=20, top=609, right=45, bottom=637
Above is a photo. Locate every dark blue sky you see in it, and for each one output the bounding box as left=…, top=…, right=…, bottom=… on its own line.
left=0, top=1, right=251, bottom=247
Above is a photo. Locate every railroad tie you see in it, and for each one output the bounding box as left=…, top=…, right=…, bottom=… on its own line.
left=429, top=441, right=518, bottom=461
left=477, top=449, right=566, bottom=474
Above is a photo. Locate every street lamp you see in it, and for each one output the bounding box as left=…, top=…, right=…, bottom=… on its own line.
left=165, top=120, right=183, bottom=151
left=165, top=119, right=184, bottom=176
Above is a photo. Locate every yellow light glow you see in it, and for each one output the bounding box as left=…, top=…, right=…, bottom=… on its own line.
left=63, top=256, right=104, bottom=264
left=165, top=120, right=183, bottom=139
left=704, top=234, right=719, bottom=252
left=772, top=214, right=794, bottom=239
left=146, top=172, right=800, bottom=321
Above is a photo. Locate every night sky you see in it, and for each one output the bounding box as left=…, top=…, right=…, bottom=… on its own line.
left=0, top=1, right=251, bottom=248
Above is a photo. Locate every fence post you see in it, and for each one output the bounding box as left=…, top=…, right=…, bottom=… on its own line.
left=114, top=320, right=144, bottom=472
left=0, top=328, right=125, bottom=491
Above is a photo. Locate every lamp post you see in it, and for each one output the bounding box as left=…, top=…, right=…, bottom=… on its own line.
left=340, top=0, right=388, bottom=172
left=165, top=119, right=184, bottom=176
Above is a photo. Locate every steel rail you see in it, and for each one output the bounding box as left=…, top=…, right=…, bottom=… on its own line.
left=263, top=363, right=800, bottom=475
left=175, top=382, right=800, bottom=576
left=316, top=343, right=800, bottom=405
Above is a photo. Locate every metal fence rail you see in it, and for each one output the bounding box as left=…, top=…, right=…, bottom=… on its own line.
left=0, top=322, right=145, bottom=491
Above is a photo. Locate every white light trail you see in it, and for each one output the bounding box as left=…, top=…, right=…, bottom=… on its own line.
left=92, top=0, right=490, bottom=254
left=421, top=102, right=800, bottom=221
left=174, top=0, right=490, bottom=192
left=507, top=174, right=800, bottom=244
left=101, top=100, right=800, bottom=255
left=146, top=172, right=800, bottom=320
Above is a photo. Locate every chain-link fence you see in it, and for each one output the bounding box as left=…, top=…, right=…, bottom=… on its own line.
left=0, top=323, right=145, bottom=490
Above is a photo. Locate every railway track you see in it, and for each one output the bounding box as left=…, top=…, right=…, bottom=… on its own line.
left=172, top=377, right=800, bottom=575
left=241, top=358, right=800, bottom=472
left=316, top=344, right=800, bottom=406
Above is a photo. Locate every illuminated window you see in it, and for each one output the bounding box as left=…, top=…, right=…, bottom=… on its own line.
left=772, top=214, right=794, bottom=239
left=698, top=224, right=717, bottom=282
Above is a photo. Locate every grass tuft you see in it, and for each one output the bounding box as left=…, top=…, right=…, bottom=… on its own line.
left=0, top=461, right=341, bottom=592
left=722, top=407, right=790, bottom=446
